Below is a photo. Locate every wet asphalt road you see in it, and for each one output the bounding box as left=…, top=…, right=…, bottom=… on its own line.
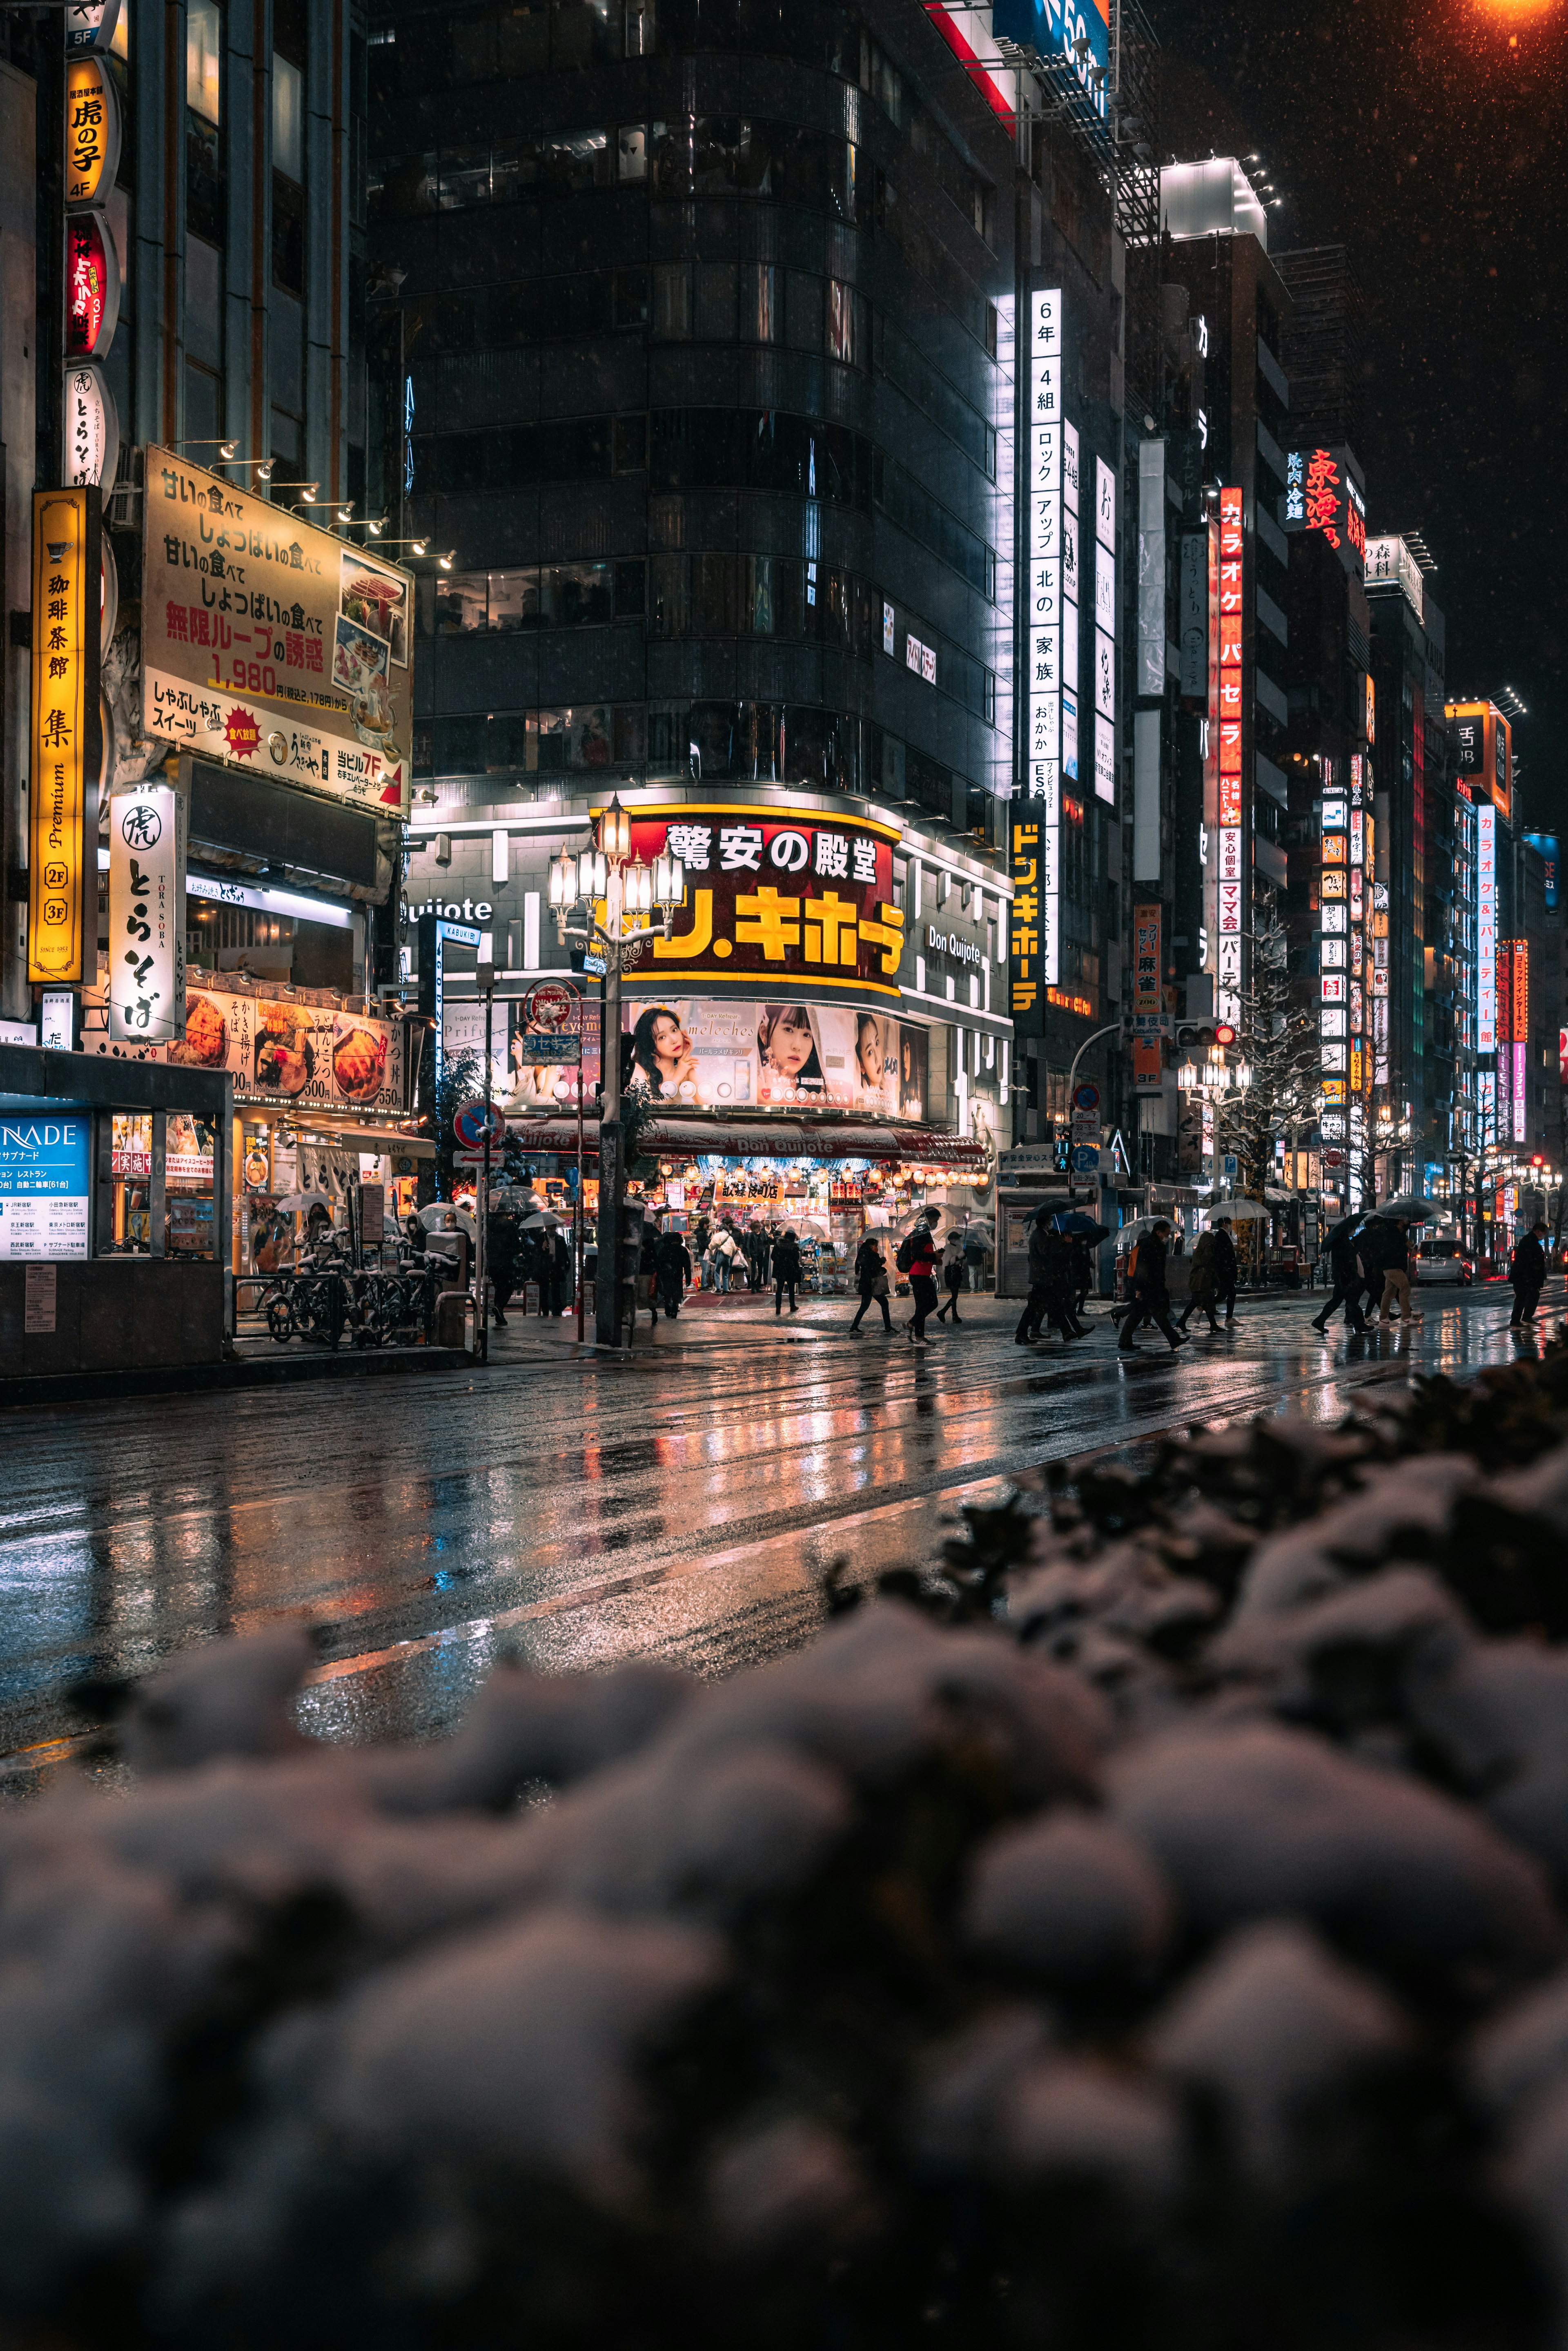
left=0, top=1278, right=1554, bottom=1776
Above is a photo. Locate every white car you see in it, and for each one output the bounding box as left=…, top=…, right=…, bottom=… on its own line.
left=1414, top=1239, right=1472, bottom=1287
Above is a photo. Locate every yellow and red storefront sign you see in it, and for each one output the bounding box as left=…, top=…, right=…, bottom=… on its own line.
left=29, top=488, right=98, bottom=987
left=608, top=804, right=905, bottom=999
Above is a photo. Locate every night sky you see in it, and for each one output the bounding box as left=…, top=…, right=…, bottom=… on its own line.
left=1144, top=0, right=1568, bottom=830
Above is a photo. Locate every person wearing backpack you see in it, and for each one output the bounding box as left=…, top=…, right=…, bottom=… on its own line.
left=773, top=1227, right=802, bottom=1315
left=1510, top=1219, right=1549, bottom=1327
left=1117, top=1219, right=1187, bottom=1353
left=900, top=1214, right=939, bottom=1343
left=849, top=1233, right=893, bottom=1334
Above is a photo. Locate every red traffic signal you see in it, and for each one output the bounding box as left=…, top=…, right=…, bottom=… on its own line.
left=1530, top=1154, right=1547, bottom=1170
left=1214, top=1022, right=1238, bottom=1047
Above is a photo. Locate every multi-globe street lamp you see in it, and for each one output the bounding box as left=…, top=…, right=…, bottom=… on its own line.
left=548, top=796, right=686, bottom=1347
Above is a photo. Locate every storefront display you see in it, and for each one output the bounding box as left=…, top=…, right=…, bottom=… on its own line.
left=0, top=1110, right=92, bottom=1260
left=166, top=980, right=405, bottom=1114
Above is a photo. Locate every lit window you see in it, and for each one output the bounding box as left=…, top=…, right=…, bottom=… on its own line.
left=187, top=0, right=222, bottom=123
left=273, top=56, right=303, bottom=182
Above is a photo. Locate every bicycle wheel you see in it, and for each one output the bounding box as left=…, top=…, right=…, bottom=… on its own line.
left=266, top=1291, right=295, bottom=1343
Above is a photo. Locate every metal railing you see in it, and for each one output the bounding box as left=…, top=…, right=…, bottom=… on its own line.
left=235, top=1262, right=440, bottom=1350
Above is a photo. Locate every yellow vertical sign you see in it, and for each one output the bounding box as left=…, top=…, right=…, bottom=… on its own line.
left=29, top=489, right=93, bottom=986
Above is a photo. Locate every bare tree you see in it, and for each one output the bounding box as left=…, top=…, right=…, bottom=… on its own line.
left=1224, top=918, right=1321, bottom=1197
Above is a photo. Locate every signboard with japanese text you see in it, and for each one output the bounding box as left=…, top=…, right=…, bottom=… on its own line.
left=64, top=211, right=117, bottom=361
left=1283, top=446, right=1365, bottom=575
left=604, top=804, right=904, bottom=999
left=620, top=999, right=929, bottom=1119
left=1011, top=818, right=1040, bottom=1018
left=1215, top=485, right=1244, bottom=1024
left=65, top=2, right=121, bottom=55
left=1026, top=289, right=1065, bottom=980
left=1525, top=833, right=1559, bottom=911
left=141, top=449, right=414, bottom=819
left=65, top=54, right=119, bottom=207
left=1131, top=902, right=1163, bottom=1091
left=108, top=784, right=186, bottom=1043
left=0, top=1113, right=91, bottom=1261
left=29, top=488, right=98, bottom=986
left=1477, top=801, right=1497, bottom=1052
left=64, top=363, right=118, bottom=492
left=165, top=985, right=406, bottom=1114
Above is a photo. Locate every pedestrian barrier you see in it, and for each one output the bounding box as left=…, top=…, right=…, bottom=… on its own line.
left=236, top=1266, right=439, bottom=1350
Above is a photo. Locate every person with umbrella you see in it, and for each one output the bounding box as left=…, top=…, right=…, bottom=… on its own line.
left=1510, top=1218, right=1549, bottom=1328
left=1311, top=1210, right=1371, bottom=1337
left=1014, top=1208, right=1078, bottom=1346
left=1177, top=1224, right=1222, bottom=1334
left=487, top=1192, right=521, bottom=1327
left=1118, top=1217, right=1187, bottom=1354
left=1210, top=1216, right=1239, bottom=1324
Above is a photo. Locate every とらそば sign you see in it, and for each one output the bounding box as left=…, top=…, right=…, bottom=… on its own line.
left=108, top=784, right=186, bottom=1042
left=29, top=488, right=99, bottom=987
left=607, top=805, right=904, bottom=999
left=64, top=362, right=118, bottom=491
left=140, top=450, right=414, bottom=820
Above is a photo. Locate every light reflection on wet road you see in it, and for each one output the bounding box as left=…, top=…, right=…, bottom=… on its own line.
left=0, top=1284, right=1552, bottom=1764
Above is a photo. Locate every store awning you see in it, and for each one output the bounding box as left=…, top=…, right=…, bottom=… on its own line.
left=292, top=1124, right=435, bottom=1158
left=503, top=1115, right=989, bottom=1170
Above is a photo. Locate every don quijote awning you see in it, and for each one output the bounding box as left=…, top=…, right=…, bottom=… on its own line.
left=503, top=1114, right=989, bottom=1170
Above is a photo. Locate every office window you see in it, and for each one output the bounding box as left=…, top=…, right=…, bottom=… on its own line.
left=273, top=57, right=303, bottom=181
left=187, top=0, right=222, bottom=120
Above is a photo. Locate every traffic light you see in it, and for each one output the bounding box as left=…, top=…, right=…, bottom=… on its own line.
left=1052, top=1130, right=1071, bottom=1174
left=1214, top=1022, right=1238, bottom=1047
left=1530, top=1154, right=1547, bottom=1172
left=1176, top=1024, right=1216, bottom=1052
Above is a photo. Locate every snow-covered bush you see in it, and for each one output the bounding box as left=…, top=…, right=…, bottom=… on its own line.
left=11, top=1346, right=1568, bottom=2347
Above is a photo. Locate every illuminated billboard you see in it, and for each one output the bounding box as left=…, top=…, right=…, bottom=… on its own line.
left=992, top=0, right=1109, bottom=115
left=1447, top=701, right=1511, bottom=823
left=1283, top=446, right=1366, bottom=575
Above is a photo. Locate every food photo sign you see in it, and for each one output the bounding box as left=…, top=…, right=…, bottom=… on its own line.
left=167, top=988, right=406, bottom=1114
left=141, top=449, right=413, bottom=819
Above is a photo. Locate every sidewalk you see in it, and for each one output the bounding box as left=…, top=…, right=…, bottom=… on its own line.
left=483, top=1286, right=1032, bottom=1361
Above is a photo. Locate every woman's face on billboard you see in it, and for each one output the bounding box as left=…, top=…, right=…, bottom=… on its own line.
left=857, top=1023, right=882, bottom=1087
left=650, top=1011, right=689, bottom=1068
left=767, top=1016, right=813, bottom=1076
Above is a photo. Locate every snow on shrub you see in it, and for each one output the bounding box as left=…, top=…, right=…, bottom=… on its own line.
left=11, top=1346, right=1568, bottom=2347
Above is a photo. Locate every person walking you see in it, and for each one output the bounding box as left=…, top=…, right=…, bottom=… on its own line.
left=1068, top=1233, right=1096, bottom=1320
left=1510, top=1219, right=1549, bottom=1326
left=1118, top=1219, right=1188, bottom=1354
left=654, top=1223, right=691, bottom=1321
left=1312, top=1211, right=1370, bottom=1335
left=903, top=1214, right=939, bottom=1344
left=773, top=1227, right=802, bottom=1315
left=487, top=1201, right=520, bottom=1327
left=751, top=1224, right=773, bottom=1292
left=935, top=1229, right=967, bottom=1323
left=1177, top=1227, right=1221, bottom=1333
left=709, top=1224, right=738, bottom=1294
left=1371, top=1214, right=1421, bottom=1326
left=963, top=1224, right=988, bottom=1294
left=849, top=1232, right=894, bottom=1334
left=1210, top=1217, right=1239, bottom=1324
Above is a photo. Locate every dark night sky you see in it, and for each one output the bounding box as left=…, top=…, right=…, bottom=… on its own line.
left=1143, top=0, right=1568, bottom=830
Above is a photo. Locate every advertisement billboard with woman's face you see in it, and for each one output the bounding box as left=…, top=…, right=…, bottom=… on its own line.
left=623, top=999, right=927, bottom=1119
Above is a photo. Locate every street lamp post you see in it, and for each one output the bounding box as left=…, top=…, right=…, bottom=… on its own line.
left=1177, top=1049, right=1253, bottom=1200
left=548, top=796, right=685, bottom=1349
left=1064, top=1021, right=1125, bottom=1205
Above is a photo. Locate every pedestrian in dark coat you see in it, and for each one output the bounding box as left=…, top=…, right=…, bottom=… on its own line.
left=1210, top=1219, right=1239, bottom=1322
left=1311, top=1213, right=1370, bottom=1335
left=655, top=1227, right=691, bottom=1319
left=849, top=1235, right=893, bottom=1333
left=1117, top=1220, right=1187, bottom=1353
left=1510, top=1220, right=1550, bottom=1326
left=935, top=1230, right=967, bottom=1323
left=487, top=1208, right=520, bottom=1326
left=1014, top=1214, right=1082, bottom=1344
left=773, top=1228, right=802, bottom=1315
left=1177, top=1229, right=1221, bottom=1333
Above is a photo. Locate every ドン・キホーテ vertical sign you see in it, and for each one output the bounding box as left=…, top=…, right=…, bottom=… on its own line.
left=29, top=487, right=100, bottom=987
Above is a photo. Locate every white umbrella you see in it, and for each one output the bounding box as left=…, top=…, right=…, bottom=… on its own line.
left=520, top=1210, right=564, bottom=1230
left=1205, top=1196, right=1271, bottom=1221
left=275, top=1189, right=330, bottom=1215
left=417, top=1203, right=459, bottom=1232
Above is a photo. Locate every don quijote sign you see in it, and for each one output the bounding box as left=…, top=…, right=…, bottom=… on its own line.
left=926, top=925, right=984, bottom=971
